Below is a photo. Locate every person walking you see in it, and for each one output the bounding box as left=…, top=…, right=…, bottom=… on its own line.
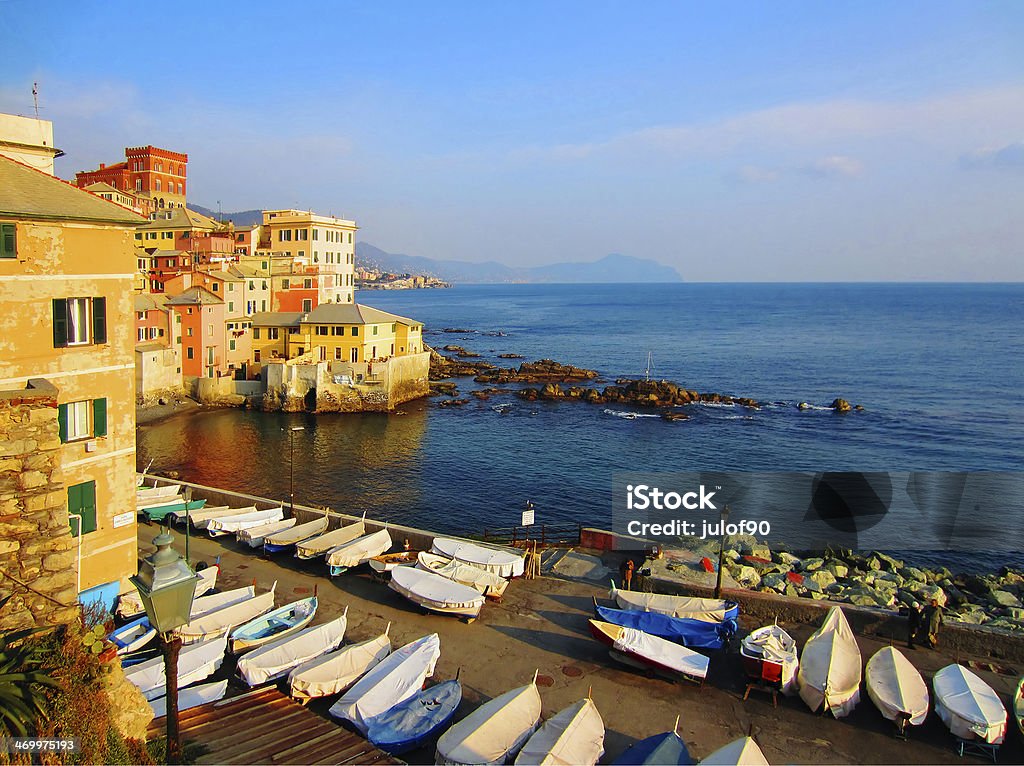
left=906, top=601, right=923, bottom=650
left=923, top=597, right=943, bottom=649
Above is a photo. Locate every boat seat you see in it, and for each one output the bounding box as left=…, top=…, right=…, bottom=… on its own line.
left=743, top=660, right=784, bottom=707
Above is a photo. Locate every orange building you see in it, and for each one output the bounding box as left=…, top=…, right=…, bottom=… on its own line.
left=166, top=287, right=225, bottom=379
left=75, top=145, right=188, bottom=213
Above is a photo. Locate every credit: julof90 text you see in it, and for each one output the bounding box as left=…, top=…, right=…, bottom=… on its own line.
left=625, top=518, right=771, bottom=539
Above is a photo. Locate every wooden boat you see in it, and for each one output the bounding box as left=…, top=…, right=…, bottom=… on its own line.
left=264, top=516, right=330, bottom=554
left=229, top=595, right=318, bottom=654
left=369, top=550, right=422, bottom=575
left=611, top=716, right=691, bottom=765
left=189, top=584, right=255, bottom=619
left=289, top=624, right=391, bottom=702
left=207, top=507, right=284, bottom=536
left=700, top=736, right=770, bottom=766
left=367, top=676, right=463, bottom=755
left=595, top=603, right=735, bottom=650
left=865, top=646, right=929, bottom=735
left=237, top=518, right=296, bottom=547
left=176, top=582, right=276, bottom=644
left=740, top=623, right=799, bottom=696
left=797, top=606, right=862, bottom=718
left=435, top=672, right=542, bottom=765
left=136, top=484, right=181, bottom=502
left=142, top=498, right=206, bottom=522
left=168, top=505, right=229, bottom=525
left=389, top=566, right=485, bottom=621
left=430, top=537, right=525, bottom=578
left=187, top=504, right=259, bottom=529
left=588, top=619, right=709, bottom=684
left=295, top=514, right=365, bottom=560
left=933, top=664, right=1007, bottom=744
left=136, top=491, right=182, bottom=510
left=328, top=633, right=441, bottom=734
left=124, top=633, right=228, bottom=701
left=1015, top=676, right=1024, bottom=737
left=149, top=679, right=228, bottom=719
left=610, top=582, right=739, bottom=623
left=417, top=551, right=508, bottom=599
left=514, top=696, right=605, bottom=766
left=236, top=611, right=348, bottom=687
left=327, top=528, right=392, bottom=576
left=116, top=564, right=219, bottom=618
left=109, top=616, right=156, bottom=655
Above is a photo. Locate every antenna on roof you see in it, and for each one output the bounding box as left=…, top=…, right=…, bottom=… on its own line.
left=32, top=83, right=39, bottom=119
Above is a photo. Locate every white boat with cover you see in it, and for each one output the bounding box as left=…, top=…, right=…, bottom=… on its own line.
left=740, top=623, right=799, bottom=696
left=865, top=646, right=929, bottom=730
left=389, top=566, right=485, bottom=621
left=189, top=584, right=255, bottom=619
left=797, top=606, right=862, bottom=718
left=237, top=518, right=296, bottom=547
left=236, top=611, right=347, bottom=686
left=589, top=619, right=709, bottom=683
left=327, top=527, right=392, bottom=575
left=699, top=736, right=770, bottom=766
left=436, top=672, right=543, bottom=765
left=289, top=623, right=391, bottom=702
left=125, top=634, right=228, bottom=701
left=295, top=515, right=366, bottom=559
left=417, top=552, right=508, bottom=599
left=176, top=582, right=277, bottom=644
left=117, top=565, right=218, bottom=618
left=328, top=633, right=440, bottom=734
left=264, top=516, right=330, bottom=553
left=187, top=505, right=258, bottom=529
left=208, top=507, right=284, bottom=536
left=136, top=491, right=183, bottom=510
left=168, top=505, right=229, bottom=525
left=514, top=696, right=604, bottom=766
left=149, top=679, right=229, bottom=719
left=933, top=664, right=1007, bottom=744
left=229, top=595, right=319, bottom=654
left=430, top=537, right=525, bottom=578
left=610, top=582, right=738, bottom=623
left=136, top=484, right=181, bottom=502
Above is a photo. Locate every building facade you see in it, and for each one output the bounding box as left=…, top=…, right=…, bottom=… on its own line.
left=75, top=145, right=188, bottom=213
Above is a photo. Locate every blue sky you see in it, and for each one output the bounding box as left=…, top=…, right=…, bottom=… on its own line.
left=2, top=1, right=1022, bottom=279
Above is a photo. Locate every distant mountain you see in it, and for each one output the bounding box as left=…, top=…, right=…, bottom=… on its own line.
left=191, top=204, right=262, bottom=227
left=357, top=243, right=682, bottom=284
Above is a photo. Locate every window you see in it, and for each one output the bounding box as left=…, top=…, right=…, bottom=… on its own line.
left=261, top=300, right=267, bottom=311
left=186, top=346, right=194, bottom=359
left=372, top=325, right=378, bottom=336
left=303, top=278, right=312, bottom=289
left=208, top=324, right=213, bottom=336
left=211, top=283, right=219, bottom=292
left=1, top=223, right=17, bottom=258
left=149, top=327, right=159, bottom=340
left=254, top=350, right=261, bottom=362
left=53, top=297, right=106, bottom=347
left=332, top=327, right=343, bottom=336
left=58, top=399, right=106, bottom=442
left=302, top=299, right=312, bottom=312
left=229, top=339, right=236, bottom=351
left=67, top=480, right=97, bottom=535
left=254, top=328, right=261, bottom=339
left=335, top=348, right=341, bottom=360
left=177, top=183, right=183, bottom=195
left=268, top=328, right=279, bottom=340
left=352, top=326, right=359, bottom=337
left=316, top=326, right=328, bottom=336
left=299, top=229, right=308, bottom=241
left=187, top=327, right=193, bottom=337
left=282, top=278, right=290, bottom=289
left=228, top=283, right=235, bottom=292
left=313, top=229, right=319, bottom=241
left=162, top=231, right=173, bottom=239
left=228, top=302, right=234, bottom=312
left=135, top=233, right=143, bottom=241
left=279, top=230, right=292, bottom=242
left=350, top=347, right=358, bottom=363
left=137, top=328, right=145, bottom=342
left=155, top=179, right=162, bottom=192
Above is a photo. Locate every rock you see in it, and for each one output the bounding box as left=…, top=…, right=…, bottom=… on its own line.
left=750, top=544, right=772, bottom=560
left=912, top=583, right=947, bottom=606
left=723, top=549, right=742, bottom=563
left=429, top=381, right=459, bottom=397
left=662, top=412, right=689, bottom=422
left=797, top=402, right=811, bottom=410
left=761, top=573, right=788, bottom=591
left=498, top=353, right=524, bottom=359
left=800, top=557, right=825, bottom=572
left=436, top=398, right=470, bottom=408
left=900, top=566, right=926, bottom=583
left=732, top=565, right=762, bottom=588
left=774, top=552, right=801, bottom=567
left=830, top=398, right=852, bottom=413
left=808, top=570, right=836, bottom=589
left=803, top=577, right=822, bottom=593
left=783, top=584, right=799, bottom=598
left=989, top=589, right=1023, bottom=609
left=825, top=561, right=849, bottom=579
left=874, top=552, right=903, bottom=571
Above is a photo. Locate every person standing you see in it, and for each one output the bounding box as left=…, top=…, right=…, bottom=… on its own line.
left=619, top=558, right=635, bottom=591
left=906, top=601, right=923, bottom=650
left=923, top=597, right=943, bottom=649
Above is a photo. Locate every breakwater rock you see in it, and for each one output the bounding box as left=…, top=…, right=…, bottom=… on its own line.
left=517, top=378, right=760, bottom=410
left=428, top=348, right=495, bottom=378
left=474, top=359, right=600, bottom=385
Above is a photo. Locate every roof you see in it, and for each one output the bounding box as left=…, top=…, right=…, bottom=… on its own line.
left=147, top=687, right=401, bottom=766
left=164, top=286, right=222, bottom=306
left=227, top=263, right=263, bottom=279
left=0, top=155, right=145, bottom=225
left=252, top=311, right=302, bottom=327
left=134, top=341, right=171, bottom=352
left=303, top=302, right=418, bottom=326
left=137, top=206, right=222, bottom=232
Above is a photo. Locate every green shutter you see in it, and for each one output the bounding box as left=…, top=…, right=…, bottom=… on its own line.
left=254, top=328, right=260, bottom=340
left=68, top=481, right=97, bottom=535
left=92, top=398, right=107, bottom=437
left=0, top=223, right=15, bottom=258
left=57, top=403, right=68, bottom=443
left=92, top=297, right=107, bottom=344
left=52, top=298, right=68, bottom=347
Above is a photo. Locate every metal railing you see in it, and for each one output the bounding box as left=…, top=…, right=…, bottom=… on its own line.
left=481, top=523, right=582, bottom=549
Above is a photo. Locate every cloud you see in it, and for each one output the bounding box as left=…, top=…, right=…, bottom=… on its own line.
left=801, top=155, right=864, bottom=178
left=960, top=141, right=1024, bottom=171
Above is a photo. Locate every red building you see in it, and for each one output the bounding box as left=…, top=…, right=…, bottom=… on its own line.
left=76, top=146, right=188, bottom=214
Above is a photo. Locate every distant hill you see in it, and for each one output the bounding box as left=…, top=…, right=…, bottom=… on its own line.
left=191, top=204, right=262, bottom=227
left=357, top=242, right=682, bottom=284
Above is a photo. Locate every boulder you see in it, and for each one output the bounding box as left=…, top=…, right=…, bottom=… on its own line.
left=912, top=583, right=947, bottom=606
left=761, top=573, right=788, bottom=592
left=825, top=561, right=849, bottom=579
left=989, top=589, right=1023, bottom=609
left=774, top=551, right=801, bottom=567
left=830, top=398, right=852, bottom=413
left=808, top=570, right=836, bottom=590
left=750, top=544, right=772, bottom=560
left=732, top=565, right=762, bottom=588
left=800, top=557, right=825, bottom=572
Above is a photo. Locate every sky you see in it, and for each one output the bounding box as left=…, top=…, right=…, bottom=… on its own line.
left=1, top=1, right=1022, bottom=280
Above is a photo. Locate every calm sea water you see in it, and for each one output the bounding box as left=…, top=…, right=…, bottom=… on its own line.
left=136, top=283, right=1024, bottom=571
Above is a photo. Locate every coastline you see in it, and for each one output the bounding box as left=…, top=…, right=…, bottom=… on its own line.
left=135, top=395, right=202, bottom=426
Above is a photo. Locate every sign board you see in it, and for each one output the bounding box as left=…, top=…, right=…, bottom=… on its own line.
left=521, top=508, right=535, bottom=527
left=112, top=511, right=135, bottom=529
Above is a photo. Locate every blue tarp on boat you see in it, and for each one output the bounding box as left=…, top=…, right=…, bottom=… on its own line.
left=366, top=679, right=462, bottom=755
left=595, top=605, right=737, bottom=650
left=612, top=731, right=693, bottom=765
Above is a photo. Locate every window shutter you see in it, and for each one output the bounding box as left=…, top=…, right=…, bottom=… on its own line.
left=57, top=403, right=69, bottom=443
left=92, top=398, right=107, bottom=437
left=52, top=298, right=68, bottom=347
left=0, top=223, right=15, bottom=258
left=92, top=297, right=107, bottom=344
left=81, top=481, right=97, bottom=533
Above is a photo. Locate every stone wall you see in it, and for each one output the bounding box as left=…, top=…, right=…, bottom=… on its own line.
left=0, top=379, right=78, bottom=630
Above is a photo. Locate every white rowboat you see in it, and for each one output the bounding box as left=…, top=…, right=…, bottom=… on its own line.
left=514, top=697, right=605, bottom=766
left=865, top=646, right=929, bottom=729
left=237, top=518, right=296, bottom=547
left=117, top=565, right=218, bottom=618
left=295, top=515, right=366, bottom=560
left=236, top=611, right=348, bottom=686
left=417, top=551, right=508, bottom=599
left=430, top=537, right=525, bottom=578
left=699, top=736, right=770, bottom=766
left=124, top=634, right=227, bottom=701
left=610, top=583, right=738, bottom=623
left=264, top=516, right=330, bottom=553
left=327, top=528, right=392, bottom=574
left=797, top=606, right=862, bottom=718
left=436, top=674, right=542, bottom=765
left=389, top=566, right=485, bottom=620
left=149, top=679, right=229, bottom=719
left=208, top=507, right=284, bottom=536
left=176, top=583, right=276, bottom=644
left=933, top=664, right=1007, bottom=744
left=187, top=505, right=258, bottom=529
left=229, top=596, right=318, bottom=654
left=289, top=625, right=391, bottom=702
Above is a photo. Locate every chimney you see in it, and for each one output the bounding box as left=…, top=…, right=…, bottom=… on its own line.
left=99, top=163, right=105, bottom=170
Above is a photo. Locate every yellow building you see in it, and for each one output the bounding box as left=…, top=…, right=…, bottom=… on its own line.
left=259, top=209, right=357, bottom=306
left=0, top=153, right=142, bottom=609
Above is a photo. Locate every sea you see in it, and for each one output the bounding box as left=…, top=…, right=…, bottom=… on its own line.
left=136, top=283, right=1024, bottom=573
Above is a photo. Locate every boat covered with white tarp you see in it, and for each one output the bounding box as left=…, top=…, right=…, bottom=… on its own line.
left=176, top=583, right=276, bottom=644
left=236, top=611, right=347, bottom=686
left=295, top=515, right=366, bottom=559
left=417, top=552, right=508, bottom=598
left=610, top=583, right=739, bottom=623
left=933, top=664, right=1007, bottom=744
left=699, top=736, right=770, bottom=765
left=797, top=606, right=862, bottom=718
left=189, top=584, right=255, bottom=619
left=390, top=566, right=485, bottom=620
left=168, top=505, right=228, bottom=525
left=186, top=505, right=258, bottom=529
left=208, top=507, right=284, bottom=536
left=264, top=516, right=330, bottom=553
left=289, top=624, right=391, bottom=701
left=149, top=679, right=229, bottom=719
left=328, top=633, right=440, bottom=734
left=125, top=634, right=227, bottom=700
left=117, top=565, right=218, bottom=618
left=237, top=518, right=296, bottom=547
left=327, top=528, right=392, bottom=575
left=136, top=484, right=181, bottom=502
left=865, top=646, right=929, bottom=729
left=740, top=623, right=799, bottom=696
left=430, top=537, right=525, bottom=578
left=514, top=697, right=604, bottom=766
left=589, top=619, right=709, bottom=683
left=436, top=674, right=542, bottom=765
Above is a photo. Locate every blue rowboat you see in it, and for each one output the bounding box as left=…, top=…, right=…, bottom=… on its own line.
left=229, top=595, right=317, bottom=654
left=366, top=677, right=462, bottom=755
left=142, top=498, right=206, bottom=522
left=594, top=603, right=736, bottom=651
left=612, top=717, right=693, bottom=765
left=109, top=616, right=157, bottom=655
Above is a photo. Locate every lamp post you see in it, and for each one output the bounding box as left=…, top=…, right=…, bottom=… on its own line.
left=288, top=426, right=304, bottom=515
left=130, top=527, right=198, bottom=765
left=714, top=504, right=731, bottom=600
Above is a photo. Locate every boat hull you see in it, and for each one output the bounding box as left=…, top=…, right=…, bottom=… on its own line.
left=367, top=679, right=462, bottom=755
left=142, top=498, right=206, bottom=522
left=229, top=596, right=318, bottom=654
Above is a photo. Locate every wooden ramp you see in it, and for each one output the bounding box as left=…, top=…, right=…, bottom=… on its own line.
left=147, top=687, right=403, bottom=765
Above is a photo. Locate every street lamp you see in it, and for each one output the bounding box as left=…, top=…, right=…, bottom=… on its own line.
left=130, top=527, right=198, bottom=765
left=714, top=504, right=731, bottom=599
left=288, top=426, right=305, bottom=515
